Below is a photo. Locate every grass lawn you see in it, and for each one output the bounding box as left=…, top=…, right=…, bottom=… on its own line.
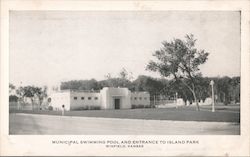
left=11, top=105, right=240, bottom=123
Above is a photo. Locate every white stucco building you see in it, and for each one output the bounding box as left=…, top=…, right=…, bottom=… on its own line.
left=49, top=87, right=150, bottom=111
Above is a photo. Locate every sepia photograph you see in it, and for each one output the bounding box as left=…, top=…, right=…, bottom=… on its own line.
left=1, top=0, right=250, bottom=156
left=9, top=10, right=241, bottom=135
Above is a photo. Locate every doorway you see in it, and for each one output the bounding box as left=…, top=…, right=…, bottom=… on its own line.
left=114, top=98, right=120, bottom=109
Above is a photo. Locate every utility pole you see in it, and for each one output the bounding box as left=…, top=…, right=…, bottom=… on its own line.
left=175, top=92, right=178, bottom=108
left=210, top=80, right=215, bottom=112
left=154, top=95, right=156, bottom=107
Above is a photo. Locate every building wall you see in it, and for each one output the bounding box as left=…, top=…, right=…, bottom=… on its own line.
left=100, top=87, right=108, bottom=109
left=50, top=88, right=150, bottom=110
left=101, top=87, right=131, bottom=109
left=69, top=92, right=101, bottom=110
left=50, top=91, right=71, bottom=111
left=131, top=92, right=150, bottom=107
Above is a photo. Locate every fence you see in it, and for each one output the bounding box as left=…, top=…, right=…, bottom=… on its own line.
left=150, top=95, right=176, bottom=107
left=9, top=101, right=41, bottom=112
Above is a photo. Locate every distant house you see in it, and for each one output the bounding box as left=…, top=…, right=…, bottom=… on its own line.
left=49, top=87, right=150, bottom=111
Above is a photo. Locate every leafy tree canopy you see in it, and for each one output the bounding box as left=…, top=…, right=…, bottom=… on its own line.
left=146, top=34, right=209, bottom=110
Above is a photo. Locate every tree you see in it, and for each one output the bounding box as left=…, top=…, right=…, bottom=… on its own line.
left=9, top=83, right=18, bottom=102
left=100, top=68, right=134, bottom=88
left=132, top=75, right=163, bottom=96
left=61, top=79, right=99, bottom=91
left=118, top=68, right=133, bottom=88
left=9, top=83, right=15, bottom=94
left=195, top=77, right=210, bottom=102
left=9, top=95, right=18, bottom=102
left=36, top=86, right=48, bottom=110
left=215, top=77, right=231, bottom=105
left=16, top=86, right=25, bottom=107
left=16, top=86, right=47, bottom=110
left=146, top=34, right=209, bottom=110
left=23, top=86, right=37, bottom=110
left=119, top=68, right=134, bottom=81
left=230, top=77, right=240, bottom=103
left=215, top=76, right=240, bottom=105
left=166, top=79, right=193, bottom=102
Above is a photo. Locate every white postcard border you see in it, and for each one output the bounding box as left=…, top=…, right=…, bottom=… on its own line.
left=1, top=0, right=250, bottom=156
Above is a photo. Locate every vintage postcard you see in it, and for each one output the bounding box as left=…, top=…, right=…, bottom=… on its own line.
left=1, top=0, right=250, bottom=156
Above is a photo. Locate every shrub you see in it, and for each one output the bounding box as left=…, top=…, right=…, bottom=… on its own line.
left=48, top=106, right=53, bottom=111
left=82, top=106, right=89, bottom=110
left=150, top=105, right=156, bottom=108
left=9, top=95, right=18, bottom=102
left=132, top=104, right=148, bottom=109
left=89, top=106, right=101, bottom=110
left=137, top=104, right=145, bottom=108
left=72, top=107, right=88, bottom=110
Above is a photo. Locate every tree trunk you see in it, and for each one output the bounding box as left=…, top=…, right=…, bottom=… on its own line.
left=179, top=79, right=200, bottom=111
left=192, top=91, right=200, bottom=111
left=31, top=99, right=34, bottom=111
left=38, top=99, right=42, bottom=110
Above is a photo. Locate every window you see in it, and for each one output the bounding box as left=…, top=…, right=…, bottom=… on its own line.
left=81, top=97, right=84, bottom=100
left=95, top=97, right=98, bottom=100
left=139, top=97, right=142, bottom=100
left=74, top=97, right=77, bottom=100
left=134, top=97, right=137, bottom=100
left=88, top=97, right=91, bottom=100
left=144, top=97, right=147, bottom=100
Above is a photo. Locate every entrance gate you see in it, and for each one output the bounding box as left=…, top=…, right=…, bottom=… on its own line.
left=114, top=99, right=120, bottom=109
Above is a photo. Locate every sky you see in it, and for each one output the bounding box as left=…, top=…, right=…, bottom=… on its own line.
left=10, top=11, right=241, bottom=87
